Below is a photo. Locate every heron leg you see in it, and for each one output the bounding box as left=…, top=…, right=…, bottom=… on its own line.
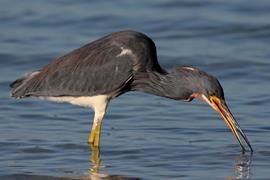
left=88, top=110, right=107, bottom=146
left=88, top=121, right=102, bottom=146
left=87, top=95, right=109, bottom=146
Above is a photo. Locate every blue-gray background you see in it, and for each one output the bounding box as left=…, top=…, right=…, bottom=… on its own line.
left=0, top=0, right=270, bottom=179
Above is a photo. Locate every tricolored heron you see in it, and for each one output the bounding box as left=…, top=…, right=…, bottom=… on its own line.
left=10, top=30, right=252, bottom=152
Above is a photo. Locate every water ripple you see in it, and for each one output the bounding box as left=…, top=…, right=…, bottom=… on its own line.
left=1, top=0, right=270, bottom=179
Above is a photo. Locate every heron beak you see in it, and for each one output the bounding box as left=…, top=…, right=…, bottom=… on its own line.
left=201, top=95, right=253, bottom=152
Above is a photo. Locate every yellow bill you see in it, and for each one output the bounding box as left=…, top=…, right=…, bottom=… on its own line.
left=202, top=95, right=253, bottom=152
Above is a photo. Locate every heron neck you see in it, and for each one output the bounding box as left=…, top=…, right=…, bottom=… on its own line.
left=132, top=71, right=184, bottom=100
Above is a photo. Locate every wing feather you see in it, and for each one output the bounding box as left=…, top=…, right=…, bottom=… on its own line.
left=11, top=39, right=134, bottom=98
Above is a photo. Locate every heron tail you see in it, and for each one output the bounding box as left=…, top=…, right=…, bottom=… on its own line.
left=10, top=71, right=40, bottom=98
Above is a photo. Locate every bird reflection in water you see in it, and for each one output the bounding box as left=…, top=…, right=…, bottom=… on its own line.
left=234, top=153, right=253, bottom=179
left=89, top=146, right=101, bottom=174
left=87, top=146, right=252, bottom=180
left=227, top=153, right=253, bottom=180
left=87, top=145, right=141, bottom=180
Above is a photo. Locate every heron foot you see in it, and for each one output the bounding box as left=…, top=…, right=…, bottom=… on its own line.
left=88, top=122, right=102, bottom=147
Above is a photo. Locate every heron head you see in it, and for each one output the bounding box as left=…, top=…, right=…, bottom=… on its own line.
left=172, top=66, right=252, bottom=152
left=172, top=66, right=224, bottom=102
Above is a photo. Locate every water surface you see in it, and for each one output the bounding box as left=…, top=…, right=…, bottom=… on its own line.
left=1, top=0, right=270, bottom=179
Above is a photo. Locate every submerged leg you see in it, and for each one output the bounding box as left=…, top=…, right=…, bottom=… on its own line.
left=89, top=145, right=101, bottom=173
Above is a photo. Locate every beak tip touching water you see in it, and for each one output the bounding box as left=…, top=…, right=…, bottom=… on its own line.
left=201, top=95, right=253, bottom=153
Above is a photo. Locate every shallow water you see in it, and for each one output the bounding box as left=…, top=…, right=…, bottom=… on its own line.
left=1, top=0, right=270, bottom=179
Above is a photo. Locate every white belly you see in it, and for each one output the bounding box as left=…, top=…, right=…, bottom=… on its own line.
left=40, top=95, right=109, bottom=109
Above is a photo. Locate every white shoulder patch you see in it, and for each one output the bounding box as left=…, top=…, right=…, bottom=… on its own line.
left=117, top=47, right=133, bottom=57
left=183, top=67, right=196, bottom=71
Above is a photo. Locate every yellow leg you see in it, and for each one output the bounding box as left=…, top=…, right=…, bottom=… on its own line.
left=88, top=122, right=102, bottom=147
left=87, top=96, right=108, bottom=146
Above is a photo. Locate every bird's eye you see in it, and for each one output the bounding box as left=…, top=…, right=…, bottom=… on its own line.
left=184, top=93, right=198, bottom=102
left=184, top=97, right=194, bottom=102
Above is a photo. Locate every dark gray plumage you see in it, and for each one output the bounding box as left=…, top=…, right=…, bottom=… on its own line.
left=10, top=30, right=252, bottom=152
left=10, top=30, right=222, bottom=101
left=132, top=67, right=224, bottom=101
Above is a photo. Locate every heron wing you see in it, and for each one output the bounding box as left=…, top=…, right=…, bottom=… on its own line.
left=11, top=40, right=134, bottom=98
